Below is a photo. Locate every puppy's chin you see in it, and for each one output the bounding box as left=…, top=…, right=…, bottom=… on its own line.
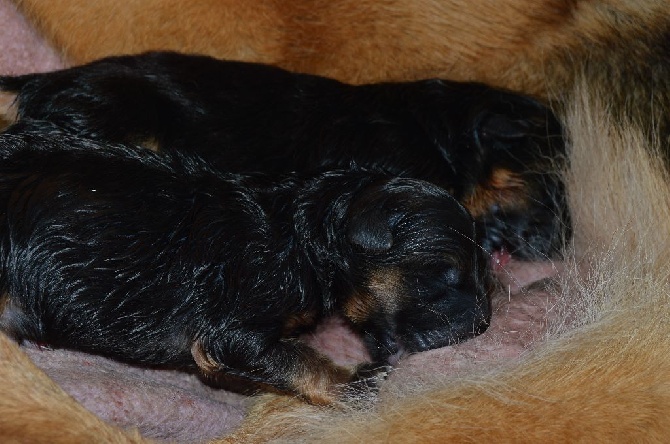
left=386, top=324, right=489, bottom=366
left=386, top=347, right=405, bottom=366
left=393, top=314, right=490, bottom=360
left=477, top=210, right=566, bottom=261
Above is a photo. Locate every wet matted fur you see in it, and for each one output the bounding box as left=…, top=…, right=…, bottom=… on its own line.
left=0, top=127, right=491, bottom=405
left=2, top=0, right=670, bottom=441
left=0, top=51, right=568, bottom=260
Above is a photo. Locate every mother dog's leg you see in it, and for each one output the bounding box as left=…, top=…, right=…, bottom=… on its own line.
left=0, top=333, right=147, bottom=443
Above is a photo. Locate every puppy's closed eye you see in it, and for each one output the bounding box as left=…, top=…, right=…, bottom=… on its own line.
left=443, top=267, right=462, bottom=286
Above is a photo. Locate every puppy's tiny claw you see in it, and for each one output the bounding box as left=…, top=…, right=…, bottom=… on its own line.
left=340, top=362, right=393, bottom=401
left=191, top=340, right=220, bottom=374
left=356, top=362, right=392, bottom=382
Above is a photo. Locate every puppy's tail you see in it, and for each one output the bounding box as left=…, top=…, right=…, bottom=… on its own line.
left=0, top=75, right=32, bottom=126
left=0, top=74, right=33, bottom=93
left=0, top=122, right=31, bottom=297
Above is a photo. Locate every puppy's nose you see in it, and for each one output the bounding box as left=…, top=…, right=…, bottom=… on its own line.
left=462, top=296, right=491, bottom=338
left=473, top=316, right=490, bottom=336
left=377, top=334, right=399, bottom=357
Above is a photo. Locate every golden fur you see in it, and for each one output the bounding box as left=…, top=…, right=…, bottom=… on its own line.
left=0, top=332, right=145, bottom=443
left=9, top=0, right=667, bottom=98
left=3, top=0, right=670, bottom=442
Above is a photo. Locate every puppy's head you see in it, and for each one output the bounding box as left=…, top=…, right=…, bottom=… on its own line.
left=421, top=80, right=569, bottom=260
left=460, top=88, right=569, bottom=260
left=340, top=178, right=492, bottom=362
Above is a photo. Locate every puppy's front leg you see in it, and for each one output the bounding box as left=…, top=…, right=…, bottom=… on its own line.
left=191, top=334, right=356, bottom=405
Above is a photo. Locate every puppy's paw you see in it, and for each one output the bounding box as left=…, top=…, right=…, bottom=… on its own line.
left=355, top=361, right=392, bottom=385
left=338, top=362, right=392, bottom=402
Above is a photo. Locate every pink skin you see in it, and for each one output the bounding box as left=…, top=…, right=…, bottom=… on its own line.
left=491, top=247, right=513, bottom=271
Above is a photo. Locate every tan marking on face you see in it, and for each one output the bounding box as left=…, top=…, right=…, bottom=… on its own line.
left=464, top=168, right=528, bottom=217
left=367, top=268, right=404, bottom=314
left=139, top=137, right=161, bottom=152
left=342, top=290, right=377, bottom=323
left=489, top=168, right=526, bottom=189
left=283, top=310, right=318, bottom=335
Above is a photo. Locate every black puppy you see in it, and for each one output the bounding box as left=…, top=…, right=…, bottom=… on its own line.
left=0, top=51, right=569, bottom=260
left=0, top=126, right=491, bottom=404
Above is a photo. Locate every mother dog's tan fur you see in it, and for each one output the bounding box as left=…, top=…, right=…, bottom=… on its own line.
left=4, top=0, right=670, bottom=442
left=11, top=0, right=669, bottom=97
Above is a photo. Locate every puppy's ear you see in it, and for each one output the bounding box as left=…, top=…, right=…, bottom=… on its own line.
left=475, top=95, right=560, bottom=146
left=478, top=112, right=530, bottom=140
left=347, top=210, right=393, bottom=252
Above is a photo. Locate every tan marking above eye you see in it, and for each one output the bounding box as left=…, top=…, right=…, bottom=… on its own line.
left=463, top=168, right=529, bottom=217
left=139, top=137, right=161, bottom=152
left=283, top=310, right=317, bottom=335
left=342, top=290, right=377, bottom=323
left=367, top=269, right=403, bottom=313
left=0, top=91, right=19, bottom=126
left=489, top=168, right=526, bottom=190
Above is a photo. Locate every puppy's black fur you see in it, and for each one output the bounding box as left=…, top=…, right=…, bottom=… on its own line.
left=0, top=51, right=569, bottom=260
left=0, top=125, right=490, bottom=404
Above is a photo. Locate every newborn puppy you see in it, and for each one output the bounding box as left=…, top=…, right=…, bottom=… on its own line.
left=0, top=126, right=491, bottom=405
left=0, top=51, right=568, bottom=260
